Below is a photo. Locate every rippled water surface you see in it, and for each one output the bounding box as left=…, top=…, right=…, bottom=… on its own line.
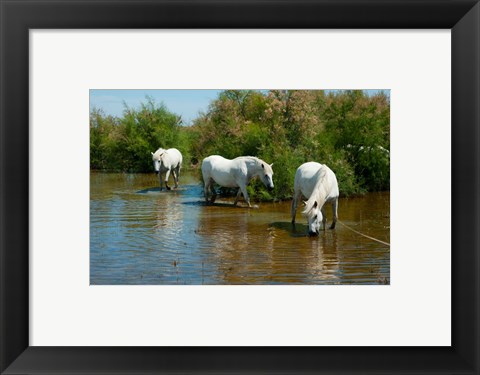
left=90, top=171, right=390, bottom=285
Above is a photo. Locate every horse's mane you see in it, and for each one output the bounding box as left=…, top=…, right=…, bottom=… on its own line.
left=234, top=156, right=273, bottom=173
left=302, top=165, right=329, bottom=216
left=233, top=156, right=260, bottom=163
left=153, top=148, right=166, bottom=159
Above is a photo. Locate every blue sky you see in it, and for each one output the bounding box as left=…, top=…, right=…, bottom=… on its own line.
left=90, top=89, right=222, bottom=125
left=90, top=89, right=388, bottom=125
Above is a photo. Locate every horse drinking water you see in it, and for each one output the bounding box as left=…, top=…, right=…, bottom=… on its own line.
left=151, top=148, right=183, bottom=191
left=201, top=155, right=274, bottom=207
left=291, top=162, right=339, bottom=236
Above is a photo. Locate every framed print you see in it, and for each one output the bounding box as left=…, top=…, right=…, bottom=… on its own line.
left=1, top=0, right=479, bottom=374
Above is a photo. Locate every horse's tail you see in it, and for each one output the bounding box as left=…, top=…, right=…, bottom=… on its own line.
left=178, top=152, right=183, bottom=168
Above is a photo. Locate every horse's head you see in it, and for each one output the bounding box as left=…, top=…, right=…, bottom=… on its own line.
left=151, top=151, right=164, bottom=174
left=302, top=200, right=323, bottom=236
left=260, top=162, right=274, bottom=191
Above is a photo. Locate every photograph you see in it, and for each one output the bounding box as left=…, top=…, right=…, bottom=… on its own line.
left=90, top=89, right=390, bottom=285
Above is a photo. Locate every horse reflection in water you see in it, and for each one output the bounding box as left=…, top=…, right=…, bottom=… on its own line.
left=153, top=192, right=185, bottom=246
left=194, top=203, right=340, bottom=284
left=304, top=231, right=340, bottom=283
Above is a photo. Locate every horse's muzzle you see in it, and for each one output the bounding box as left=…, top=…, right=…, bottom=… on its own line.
left=155, top=171, right=159, bottom=175
left=308, top=231, right=319, bottom=237
left=268, top=186, right=274, bottom=191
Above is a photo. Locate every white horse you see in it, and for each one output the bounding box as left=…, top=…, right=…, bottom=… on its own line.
left=151, top=148, right=183, bottom=191
left=291, top=162, right=339, bottom=236
left=201, top=155, right=274, bottom=207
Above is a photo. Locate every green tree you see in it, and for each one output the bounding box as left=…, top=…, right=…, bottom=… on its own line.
left=90, top=97, right=185, bottom=172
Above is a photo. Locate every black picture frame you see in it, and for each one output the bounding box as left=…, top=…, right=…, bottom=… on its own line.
left=1, top=0, right=479, bottom=374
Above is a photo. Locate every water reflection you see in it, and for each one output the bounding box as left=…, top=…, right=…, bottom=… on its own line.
left=90, top=172, right=389, bottom=285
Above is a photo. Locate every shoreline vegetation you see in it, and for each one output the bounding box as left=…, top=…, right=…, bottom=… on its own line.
left=90, top=90, right=390, bottom=200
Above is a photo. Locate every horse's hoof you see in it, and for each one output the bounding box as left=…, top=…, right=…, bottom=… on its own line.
left=166, top=186, right=171, bottom=191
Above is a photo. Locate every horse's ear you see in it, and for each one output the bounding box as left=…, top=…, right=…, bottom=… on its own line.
left=270, top=163, right=274, bottom=168
left=151, top=152, right=154, bottom=156
left=303, top=201, right=307, bottom=206
left=313, top=201, right=318, bottom=208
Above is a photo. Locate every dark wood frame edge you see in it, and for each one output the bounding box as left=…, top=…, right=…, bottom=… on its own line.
left=1, top=1, right=478, bottom=374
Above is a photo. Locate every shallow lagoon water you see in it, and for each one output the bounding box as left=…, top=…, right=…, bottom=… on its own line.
left=90, top=171, right=390, bottom=285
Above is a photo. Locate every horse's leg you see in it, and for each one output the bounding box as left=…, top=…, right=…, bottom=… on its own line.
left=291, top=189, right=301, bottom=224
left=330, top=198, right=338, bottom=230
left=171, top=170, right=177, bottom=189
left=239, top=184, right=251, bottom=207
left=164, top=169, right=172, bottom=190
left=321, top=206, right=327, bottom=231
left=210, top=179, right=217, bottom=203
left=233, top=188, right=242, bottom=206
left=203, top=179, right=210, bottom=203
left=159, top=172, right=163, bottom=191
left=174, top=166, right=180, bottom=188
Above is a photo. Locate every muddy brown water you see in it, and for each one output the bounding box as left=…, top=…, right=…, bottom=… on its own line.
left=90, top=170, right=390, bottom=285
